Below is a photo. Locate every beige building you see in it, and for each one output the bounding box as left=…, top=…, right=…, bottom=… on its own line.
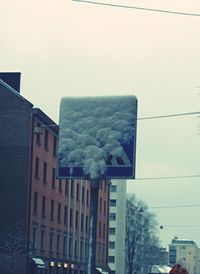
left=108, top=179, right=127, bottom=274
left=169, top=238, right=200, bottom=274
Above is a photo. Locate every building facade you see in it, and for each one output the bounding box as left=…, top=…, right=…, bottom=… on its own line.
left=0, top=76, right=109, bottom=274
left=169, top=238, right=200, bottom=274
left=108, top=179, right=127, bottom=274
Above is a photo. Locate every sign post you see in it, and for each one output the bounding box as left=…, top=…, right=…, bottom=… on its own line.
left=57, top=95, right=137, bottom=274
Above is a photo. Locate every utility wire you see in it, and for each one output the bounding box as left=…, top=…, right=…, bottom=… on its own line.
left=135, top=174, right=200, bottom=180
left=160, top=224, right=200, bottom=227
left=138, top=111, right=200, bottom=120
left=151, top=204, right=200, bottom=209
left=42, top=110, right=200, bottom=127
left=72, top=0, right=200, bottom=17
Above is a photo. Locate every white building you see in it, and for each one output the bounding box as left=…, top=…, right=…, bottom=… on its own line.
left=169, top=238, right=200, bottom=274
left=108, top=179, right=127, bottom=274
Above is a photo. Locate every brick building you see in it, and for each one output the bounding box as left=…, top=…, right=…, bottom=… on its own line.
left=0, top=75, right=109, bottom=274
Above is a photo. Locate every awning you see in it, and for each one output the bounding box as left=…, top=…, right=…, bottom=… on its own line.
left=32, top=258, right=45, bottom=269
left=96, top=267, right=109, bottom=274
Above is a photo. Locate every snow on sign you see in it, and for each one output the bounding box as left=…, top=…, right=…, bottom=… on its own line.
left=57, top=96, right=137, bottom=179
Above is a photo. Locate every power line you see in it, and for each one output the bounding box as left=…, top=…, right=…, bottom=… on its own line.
left=138, top=111, right=200, bottom=120
left=150, top=204, right=200, bottom=209
left=160, top=224, right=200, bottom=227
left=39, top=111, right=200, bottom=127
left=135, top=174, right=200, bottom=180
left=72, top=0, right=200, bottom=17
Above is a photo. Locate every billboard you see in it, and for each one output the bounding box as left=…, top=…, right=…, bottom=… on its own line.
left=57, top=96, right=137, bottom=179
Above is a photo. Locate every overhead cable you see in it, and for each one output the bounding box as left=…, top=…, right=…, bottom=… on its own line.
left=138, top=111, right=200, bottom=120
left=72, top=0, right=200, bottom=17
left=135, top=174, right=200, bottom=180
left=150, top=204, right=200, bottom=209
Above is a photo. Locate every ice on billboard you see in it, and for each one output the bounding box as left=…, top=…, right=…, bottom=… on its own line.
left=58, top=96, right=137, bottom=179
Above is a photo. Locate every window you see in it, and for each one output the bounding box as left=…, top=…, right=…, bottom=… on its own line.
left=44, top=129, right=48, bottom=150
left=35, top=122, right=42, bottom=145
left=110, top=185, right=117, bottom=192
left=64, top=206, right=68, bottom=225
left=57, top=203, right=61, bottom=223
left=99, top=222, right=101, bottom=238
left=81, top=213, right=84, bottom=231
left=85, top=215, right=89, bottom=233
left=76, top=183, right=80, bottom=200
left=75, top=211, right=79, bottom=229
left=69, top=237, right=72, bottom=257
left=35, top=157, right=39, bottom=179
left=110, top=199, right=117, bottom=207
left=50, top=232, right=54, bottom=253
left=63, top=235, right=67, bottom=256
left=99, top=198, right=102, bottom=213
left=85, top=242, right=88, bottom=259
left=53, top=136, right=57, bottom=156
left=42, top=196, right=46, bottom=217
left=50, top=200, right=54, bottom=220
left=109, top=227, right=116, bottom=235
left=40, top=230, right=45, bottom=251
left=70, top=208, right=73, bottom=227
left=103, top=223, right=106, bottom=238
left=86, top=190, right=89, bottom=205
left=82, top=186, right=85, bottom=203
left=71, top=180, right=74, bottom=198
left=104, top=181, right=107, bottom=192
left=65, top=180, right=69, bottom=196
left=75, top=240, right=78, bottom=258
left=56, top=235, right=60, bottom=254
left=43, top=162, right=47, bottom=184
left=32, top=227, right=36, bottom=249
left=52, top=168, right=56, bottom=189
left=59, top=180, right=62, bottom=192
left=109, top=241, right=115, bottom=249
left=33, top=192, right=38, bottom=214
left=80, top=240, right=83, bottom=259
left=104, top=200, right=106, bottom=216
left=109, top=256, right=115, bottom=263
left=109, top=213, right=116, bottom=221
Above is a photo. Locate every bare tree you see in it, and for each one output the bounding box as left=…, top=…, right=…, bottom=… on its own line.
left=0, top=221, right=25, bottom=274
left=126, top=194, right=164, bottom=274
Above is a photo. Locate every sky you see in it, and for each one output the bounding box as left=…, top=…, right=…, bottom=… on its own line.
left=1, top=0, right=200, bottom=249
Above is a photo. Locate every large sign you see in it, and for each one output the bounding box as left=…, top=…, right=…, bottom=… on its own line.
left=57, top=96, right=137, bottom=179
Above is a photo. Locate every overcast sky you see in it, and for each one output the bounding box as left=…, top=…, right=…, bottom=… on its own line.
left=1, top=0, right=200, bottom=249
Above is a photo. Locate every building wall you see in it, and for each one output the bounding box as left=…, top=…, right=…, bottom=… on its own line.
left=108, top=179, right=127, bottom=274
left=96, top=180, right=109, bottom=269
left=0, top=79, right=109, bottom=274
left=29, top=109, right=109, bottom=274
left=176, top=245, right=199, bottom=274
left=0, top=80, right=32, bottom=274
left=169, top=239, right=200, bottom=274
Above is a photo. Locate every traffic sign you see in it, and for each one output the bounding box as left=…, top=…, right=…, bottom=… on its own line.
left=57, top=96, right=137, bottom=179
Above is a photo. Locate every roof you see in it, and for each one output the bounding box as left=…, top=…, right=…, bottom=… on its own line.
left=151, top=265, right=172, bottom=274
left=171, top=239, right=197, bottom=246
left=96, top=268, right=109, bottom=274
left=0, top=79, right=33, bottom=107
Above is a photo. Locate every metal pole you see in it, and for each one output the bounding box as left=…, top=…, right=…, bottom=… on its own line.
left=88, top=179, right=100, bottom=274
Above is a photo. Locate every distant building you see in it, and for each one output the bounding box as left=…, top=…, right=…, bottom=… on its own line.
left=169, top=238, right=200, bottom=274
left=108, top=179, right=127, bottom=274
left=0, top=76, right=109, bottom=274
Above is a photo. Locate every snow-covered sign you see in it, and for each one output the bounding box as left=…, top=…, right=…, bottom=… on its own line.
left=57, top=96, right=137, bottom=179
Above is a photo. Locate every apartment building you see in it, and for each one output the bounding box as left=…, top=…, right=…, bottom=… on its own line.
left=0, top=75, right=109, bottom=274
left=169, top=238, right=200, bottom=274
left=108, top=179, right=127, bottom=274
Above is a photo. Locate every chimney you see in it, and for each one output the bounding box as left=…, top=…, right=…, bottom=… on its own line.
left=0, top=72, right=21, bottom=93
